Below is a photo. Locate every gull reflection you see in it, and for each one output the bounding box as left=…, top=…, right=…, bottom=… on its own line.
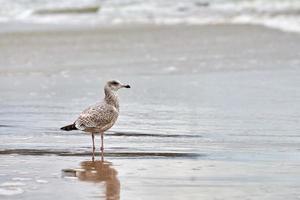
left=63, top=160, right=120, bottom=200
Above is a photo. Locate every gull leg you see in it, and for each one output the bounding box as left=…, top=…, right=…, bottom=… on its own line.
left=92, top=133, right=95, bottom=161
left=100, top=132, right=104, bottom=161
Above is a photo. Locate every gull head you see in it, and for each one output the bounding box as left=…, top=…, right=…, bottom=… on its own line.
left=106, top=80, right=130, bottom=91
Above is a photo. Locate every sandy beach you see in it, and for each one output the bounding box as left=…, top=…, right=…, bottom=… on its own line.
left=0, top=24, right=300, bottom=199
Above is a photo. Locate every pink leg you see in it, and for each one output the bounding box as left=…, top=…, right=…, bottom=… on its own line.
left=100, top=132, right=104, bottom=161
left=92, top=133, right=95, bottom=161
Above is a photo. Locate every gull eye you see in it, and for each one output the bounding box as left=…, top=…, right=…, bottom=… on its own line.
left=111, top=81, right=119, bottom=85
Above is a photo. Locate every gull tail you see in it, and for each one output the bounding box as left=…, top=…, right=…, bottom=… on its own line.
left=60, top=123, right=77, bottom=131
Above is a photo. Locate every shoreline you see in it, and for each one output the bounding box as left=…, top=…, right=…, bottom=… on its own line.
left=1, top=21, right=300, bottom=36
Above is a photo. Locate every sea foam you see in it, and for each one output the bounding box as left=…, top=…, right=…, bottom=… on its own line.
left=0, top=0, right=300, bottom=32
left=0, top=188, right=24, bottom=196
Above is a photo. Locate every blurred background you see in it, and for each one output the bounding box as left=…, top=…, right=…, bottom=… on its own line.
left=0, top=0, right=300, bottom=32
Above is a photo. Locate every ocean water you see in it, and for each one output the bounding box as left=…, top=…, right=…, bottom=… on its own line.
left=1, top=0, right=300, bottom=33
left=0, top=25, right=300, bottom=199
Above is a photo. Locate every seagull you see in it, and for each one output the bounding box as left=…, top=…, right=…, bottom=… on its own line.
left=60, top=80, right=130, bottom=160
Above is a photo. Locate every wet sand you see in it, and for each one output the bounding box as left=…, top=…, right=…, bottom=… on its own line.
left=0, top=24, right=300, bottom=199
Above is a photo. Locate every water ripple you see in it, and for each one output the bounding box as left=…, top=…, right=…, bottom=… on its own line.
left=0, top=149, right=202, bottom=158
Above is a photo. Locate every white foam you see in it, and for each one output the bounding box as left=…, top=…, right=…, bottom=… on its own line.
left=18, top=171, right=29, bottom=175
left=1, top=0, right=300, bottom=33
left=60, top=70, right=70, bottom=78
left=36, top=179, right=48, bottom=184
left=164, top=66, right=178, bottom=73
left=231, top=14, right=300, bottom=33
left=12, top=177, right=32, bottom=181
left=0, top=188, right=24, bottom=196
left=1, top=182, right=26, bottom=187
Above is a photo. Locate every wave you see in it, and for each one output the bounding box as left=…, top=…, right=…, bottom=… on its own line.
left=33, top=6, right=100, bottom=15
left=208, top=0, right=300, bottom=33
left=1, top=0, right=300, bottom=33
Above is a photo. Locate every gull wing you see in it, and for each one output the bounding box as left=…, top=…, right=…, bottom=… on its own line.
left=75, top=103, right=118, bottom=131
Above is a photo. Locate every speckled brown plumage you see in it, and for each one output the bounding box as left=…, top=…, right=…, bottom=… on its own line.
left=60, top=80, right=130, bottom=160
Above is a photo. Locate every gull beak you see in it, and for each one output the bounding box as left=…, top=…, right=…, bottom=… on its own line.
left=123, top=84, right=131, bottom=88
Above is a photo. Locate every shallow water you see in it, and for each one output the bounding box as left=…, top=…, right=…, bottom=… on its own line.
left=0, top=25, right=300, bottom=199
